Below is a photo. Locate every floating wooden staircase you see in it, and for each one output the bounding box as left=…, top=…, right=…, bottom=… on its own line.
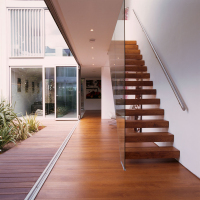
left=119, top=41, right=180, bottom=160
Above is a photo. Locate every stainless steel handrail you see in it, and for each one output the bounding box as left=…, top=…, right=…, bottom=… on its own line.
left=133, top=9, right=187, bottom=111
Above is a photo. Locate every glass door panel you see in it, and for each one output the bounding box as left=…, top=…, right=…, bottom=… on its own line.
left=81, top=78, right=85, bottom=118
left=11, top=67, right=43, bottom=117
left=56, top=66, right=78, bottom=120
left=45, top=68, right=55, bottom=118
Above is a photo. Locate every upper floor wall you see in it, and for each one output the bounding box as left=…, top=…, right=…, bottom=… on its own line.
left=7, top=0, right=73, bottom=59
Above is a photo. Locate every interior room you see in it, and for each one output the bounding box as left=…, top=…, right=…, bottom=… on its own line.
left=11, top=67, right=43, bottom=116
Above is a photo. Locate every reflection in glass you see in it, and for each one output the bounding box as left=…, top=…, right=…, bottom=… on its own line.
left=45, top=10, right=72, bottom=57
left=81, top=78, right=85, bottom=118
left=32, top=82, right=35, bottom=93
left=17, top=78, right=21, bottom=92
left=11, top=68, right=43, bottom=116
left=45, top=68, right=55, bottom=118
left=56, top=67, right=77, bottom=118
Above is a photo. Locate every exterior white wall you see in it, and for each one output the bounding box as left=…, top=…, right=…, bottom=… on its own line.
left=84, top=78, right=101, bottom=111
left=0, top=0, right=9, bottom=99
left=126, top=0, right=200, bottom=178
left=6, top=1, right=46, bottom=8
left=1, top=1, right=79, bottom=120
left=101, top=66, right=115, bottom=119
left=9, top=57, right=77, bottom=68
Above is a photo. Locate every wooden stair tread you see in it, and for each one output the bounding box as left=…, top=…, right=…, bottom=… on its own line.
left=114, top=89, right=156, bottom=95
left=125, top=54, right=142, bottom=60
left=126, top=142, right=157, bottom=148
left=125, top=66, right=147, bottom=71
left=125, top=41, right=137, bottom=45
left=125, top=45, right=138, bottom=49
left=116, top=99, right=160, bottom=105
left=126, top=146, right=179, bottom=152
left=125, top=49, right=140, bottom=54
left=125, top=73, right=150, bottom=78
left=125, top=146, right=180, bottom=159
left=125, top=81, right=153, bottom=86
left=125, top=132, right=174, bottom=142
left=125, top=60, right=145, bottom=65
left=113, top=80, right=152, bottom=86
left=126, top=119, right=169, bottom=122
left=125, top=89, right=156, bottom=95
left=126, top=120, right=169, bottom=128
left=125, top=108, right=164, bottom=116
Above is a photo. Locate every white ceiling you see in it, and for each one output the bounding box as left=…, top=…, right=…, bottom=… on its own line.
left=46, top=0, right=123, bottom=77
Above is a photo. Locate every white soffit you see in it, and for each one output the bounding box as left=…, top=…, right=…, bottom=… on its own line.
left=47, top=0, right=123, bottom=69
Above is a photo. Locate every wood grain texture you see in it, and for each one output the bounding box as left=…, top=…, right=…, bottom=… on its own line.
left=125, top=54, right=142, bottom=60
left=125, top=49, right=140, bottom=54
left=125, top=108, right=164, bottom=116
left=125, top=66, right=147, bottom=71
left=116, top=98, right=160, bottom=105
left=36, top=111, right=200, bottom=200
left=125, top=89, right=156, bottom=95
left=126, top=147, right=180, bottom=159
left=0, top=120, right=77, bottom=200
left=125, top=81, right=153, bottom=86
left=114, top=89, right=156, bottom=95
left=125, top=59, right=145, bottom=65
left=126, top=132, right=174, bottom=142
left=125, top=44, right=138, bottom=49
left=126, top=119, right=169, bottom=128
left=125, top=41, right=137, bottom=45
left=125, top=73, right=150, bottom=79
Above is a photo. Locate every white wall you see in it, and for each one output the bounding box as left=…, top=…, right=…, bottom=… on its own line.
left=84, top=78, right=101, bottom=110
left=0, top=0, right=9, bottom=99
left=101, top=66, right=115, bottom=119
left=126, top=0, right=200, bottom=178
left=9, top=57, right=77, bottom=68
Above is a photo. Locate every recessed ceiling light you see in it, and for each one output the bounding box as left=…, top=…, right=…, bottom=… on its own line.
left=118, top=57, right=119, bottom=59
left=90, top=39, right=95, bottom=43
left=90, top=29, right=94, bottom=32
left=114, top=64, right=115, bottom=65
left=91, top=47, right=94, bottom=49
left=92, top=57, right=94, bottom=59
left=92, top=64, right=95, bottom=65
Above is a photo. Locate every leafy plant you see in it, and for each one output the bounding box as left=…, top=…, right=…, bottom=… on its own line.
left=0, top=99, right=19, bottom=128
left=25, top=113, right=40, bottom=133
left=16, top=120, right=31, bottom=141
left=0, top=98, right=42, bottom=152
left=0, top=125, right=16, bottom=150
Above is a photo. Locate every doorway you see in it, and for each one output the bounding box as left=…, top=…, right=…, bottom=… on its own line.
left=55, top=66, right=79, bottom=120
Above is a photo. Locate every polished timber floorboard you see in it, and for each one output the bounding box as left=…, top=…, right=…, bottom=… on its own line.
left=36, top=111, right=200, bottom=200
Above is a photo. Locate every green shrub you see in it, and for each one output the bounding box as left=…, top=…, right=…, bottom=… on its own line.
left=0, top=99, right=19, bottom=128
left=0, top=98, right=41, bottom=150
left=0, top=125, right=15, bottom=150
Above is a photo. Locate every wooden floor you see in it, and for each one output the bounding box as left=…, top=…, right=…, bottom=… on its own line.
left=0, top=120, right=77, bottom=200
left=36, top=111, right=200, bottom=200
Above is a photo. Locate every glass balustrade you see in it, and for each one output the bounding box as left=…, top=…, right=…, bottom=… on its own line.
left=109, top=1, right=125, bottom=170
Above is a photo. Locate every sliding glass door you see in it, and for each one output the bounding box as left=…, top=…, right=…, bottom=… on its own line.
left=55, top=66, right=78, bottom=120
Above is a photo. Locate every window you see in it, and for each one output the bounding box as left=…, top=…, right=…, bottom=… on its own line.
left=11, top=68, right=43, bottom=116
left=45, top=10, right=72, bottom=57
left=9, top=9, right=44, bottom=57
